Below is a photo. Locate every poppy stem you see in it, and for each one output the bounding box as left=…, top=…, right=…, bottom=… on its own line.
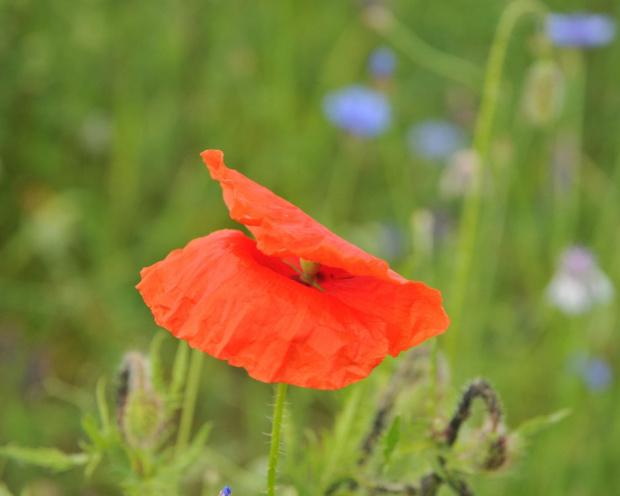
left=267, top=382, right=288, bottom=496
left=175, top=347, right=205, bottom=457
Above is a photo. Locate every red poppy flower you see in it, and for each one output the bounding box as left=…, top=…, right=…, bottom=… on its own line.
left=137, top=150, right=450, bottom=390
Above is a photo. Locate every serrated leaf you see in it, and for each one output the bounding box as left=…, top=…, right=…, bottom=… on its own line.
left=382, top=415, right=401, bottom=462
left=0, top=445, right=89, bottom=473
left=515, top=408, right=571, bottom=438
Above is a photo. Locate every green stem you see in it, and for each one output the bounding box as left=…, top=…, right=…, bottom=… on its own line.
left=267, top=383, right=288, bottom=496
left=323, top=136, right=364, bottom=225
left=429, top=339, right=438, bottom=417
left=170, top=340, right=190, bottom=397
left=552, top=50, right=585, bottom=252
left=175, top=348, right=205, bottom=457
left=444, top=0, right=548, bottom=362
left=374, top=11, right=483, bottom=91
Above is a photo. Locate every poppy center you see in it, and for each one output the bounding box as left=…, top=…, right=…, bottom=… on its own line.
left=299, top=259, right=321, bottom=285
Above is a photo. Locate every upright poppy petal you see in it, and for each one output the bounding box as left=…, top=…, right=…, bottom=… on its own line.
left=137, top=230, right=393, bottom=390
left=202, top=150, right=399, bottom=283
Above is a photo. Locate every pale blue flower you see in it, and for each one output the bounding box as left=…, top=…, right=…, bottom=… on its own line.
left=582, top=357, right=612, bottom=392
left=565, top=352, right=613, bottom=392
left=368, top=47, right=396, bottom=79
left=323, top=84, right=391, bottom=137
left=407, top=120, right=466, bottom=161
left=546, top=13, right=616, bottom=47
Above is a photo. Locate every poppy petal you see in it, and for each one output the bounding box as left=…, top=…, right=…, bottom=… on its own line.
left=319, top=269, right=450, bottom=356
left=137, top=230, right=396, bottom=390
left=201, top=150, right=400, bottom=283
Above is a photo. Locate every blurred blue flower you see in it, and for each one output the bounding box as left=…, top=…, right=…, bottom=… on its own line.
left=368, top=46, right=396, bottom=79
left=323, top=84, right=391, bottom=137
left=546, top=13, right=616, bottom=48
left=582, top=357, right=613, bottom=392
left=407, top=119, right=466, bottom=161
left=565, top=352, right=613, bottom=392
left=219, top=486, right=232, bottom=496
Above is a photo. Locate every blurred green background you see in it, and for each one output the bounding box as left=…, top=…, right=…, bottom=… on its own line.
left=1, top=0, right=619, bottom=494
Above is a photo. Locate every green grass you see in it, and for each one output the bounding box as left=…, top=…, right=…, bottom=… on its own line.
left=1, top=0, right=619, bottom=494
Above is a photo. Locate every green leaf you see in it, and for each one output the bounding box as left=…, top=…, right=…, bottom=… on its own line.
left=515, top=409, right=571, bottom=438
left=320, top=384, right=366, bottom=488
left=84, top=452, right=103, bottom=479
left=81, top=413, right=107, bottom=449
left=382, top=415, right=401, bottom=463
left=170, top=422, right=212, bottom=472
left=0, top=445, right=89, bottom=473
left=0, top=482, right=16, bottom=496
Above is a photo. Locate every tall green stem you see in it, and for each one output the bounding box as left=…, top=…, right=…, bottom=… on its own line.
left=267, top=383, right=288, bottom=496
left=175, top=348, right=205, bottom=456
left=552, top=50, right=585, bottom=252
left=444, top=0, right=548, bottom=361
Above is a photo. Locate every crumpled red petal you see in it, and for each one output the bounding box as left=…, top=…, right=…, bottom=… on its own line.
left=202, top=150, right=403, bottom=283
left=137, top=230, right=394, bottom=389
left=137, top=150, right=450, bottom=390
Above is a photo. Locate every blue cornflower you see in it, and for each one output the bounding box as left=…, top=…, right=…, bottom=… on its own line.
left=219, top=486, right=232, bottom=496
left=323, top=84, right=391, bottom=138
left=368, top=47, right=397, bottom=79
left=565, top=353, right=613, bottom=393
left=546, top=13, right=616, bottom=48
left=582, top=357, right=613, bottom=392
left=407, top=119, right=466, bottom=161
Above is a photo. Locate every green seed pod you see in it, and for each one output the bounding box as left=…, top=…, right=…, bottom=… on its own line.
left=117, top=352, right=166, bottom=450
left=522, top=60, right=565, bottom=127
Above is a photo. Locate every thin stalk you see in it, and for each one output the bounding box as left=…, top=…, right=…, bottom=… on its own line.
left=444, top=0, right=548, bottom=361
left=267, top=383, right=288, bottom=496
left=429, top=339, right=439, bottom=417
left=552, top=50, right=585, bottom=252
left=372, top=10, right=483, bottom=91
left=323, top=136, right=364, bottom=225
left=175, top=348, right=205, bottom=457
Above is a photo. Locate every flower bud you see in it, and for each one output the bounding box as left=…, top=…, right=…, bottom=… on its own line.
left=522, top=60, right=565, bottom=127
left=219, top=486, right=232, bottom=496
left=117, top=352, right=166, bottom=449
left=429, top=415, right=449, bottom=443
left=363, top=5, right=394, bottom=32
left=474, top=432, right=508, bottom=471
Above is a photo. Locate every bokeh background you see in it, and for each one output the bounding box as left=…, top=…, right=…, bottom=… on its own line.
left=1, top=0, right=619, bottom=494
